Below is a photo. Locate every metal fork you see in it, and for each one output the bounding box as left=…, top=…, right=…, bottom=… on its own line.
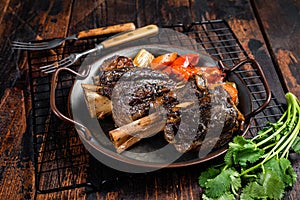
left=12, top=36, right=77, bottom=50
left=40, top=24, right=159, bottom=74
left=11, top=23, right=136, bottom=50
left=40, top=44, right=103, bottom=73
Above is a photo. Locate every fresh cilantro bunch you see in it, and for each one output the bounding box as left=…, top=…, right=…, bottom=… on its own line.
left=199, top=92, right=300, bottom=200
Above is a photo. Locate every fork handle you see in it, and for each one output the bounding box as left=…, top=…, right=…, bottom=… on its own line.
left=101, top=24, right=159, bottom=48
left=76, top=23, right=136, bottom=39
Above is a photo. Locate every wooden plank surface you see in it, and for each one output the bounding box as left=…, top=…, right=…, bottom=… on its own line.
left=34, top=0, right=73, bottom=39
left=0, top=0, right=10, bottom=26
left=0, top=88, right=33, bottom=200
left=0, top=0, right=298, bottom=199
left=252, top=0, right=300, bottom=98
left=68, top=0, right=105, bottom=34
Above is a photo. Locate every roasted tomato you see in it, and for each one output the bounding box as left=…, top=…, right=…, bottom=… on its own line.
left=169, top=65, right=197, bottom=80
left=170, top=54, right=200, bottom=67
left=151, top=52, right=178, bottom=70
left=167, top=54, right=199, bottom=80
left=151, top=53, right=200, bottom=80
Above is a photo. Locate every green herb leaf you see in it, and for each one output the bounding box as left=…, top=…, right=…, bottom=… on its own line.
left=230, top=172, right=242, bottom=195
left=240, top=170, right=285, bottom=200
left=292, top=136, right=300, bottom=154
left=226, top=136, right=264, bottom=167
left=224, top=146, right=234, bottom=166
left=199, top=167, right=221, bottom=187
left=240, top=181, right=267, bottom=200
left=259, top=170, right=285, bottom=199
left=202, top=192, right=236, bottom=200
left=204, top=168, right=240, bottom=198
left=264, top=157, right=297, bottom=187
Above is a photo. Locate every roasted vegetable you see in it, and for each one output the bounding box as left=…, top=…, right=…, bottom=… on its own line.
left=82, top=84, right=112, bottom=119
left=151, top=52, right=178, bottom=69
left=151, top=53, right=200, bottom=80
left=133, top=49, right=154, bottom=68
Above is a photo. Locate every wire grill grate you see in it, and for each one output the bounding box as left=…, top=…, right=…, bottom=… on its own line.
left=27, top=20, right=284, bottom=194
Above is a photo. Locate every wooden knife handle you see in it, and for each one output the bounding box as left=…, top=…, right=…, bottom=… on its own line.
left=101, top=24, right=159, bottom=48
left=76, top=22, right=136, bottom=39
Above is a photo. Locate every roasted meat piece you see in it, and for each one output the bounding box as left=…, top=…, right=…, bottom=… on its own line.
left=110, top=68, right=177, bottom=127
left=93, top=56, right=135, bottom=98
left=89, top=55, right=244, bottom=153
left=164, top=82, right=244, bottom=153
left=102, top=55, right=134, bottom=71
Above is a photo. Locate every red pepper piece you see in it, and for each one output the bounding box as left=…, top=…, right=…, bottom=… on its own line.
left=151, top=52, right=178, bottom=70
left=170, top=54, right=200, bottom=68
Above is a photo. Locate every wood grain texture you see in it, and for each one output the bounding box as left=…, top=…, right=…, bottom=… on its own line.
left=36, top=188, right=86, bottom=200
left=34, top=0, right=73, bottom=39
left=68, top=0, right=105, bottom=34
left=0, top=0, right=298, bottom=199
left=83, top=166, right=203, bottom=200
left=2, top=0, right=71, bottom=41
left=252, top=0, right=300, bottom=98
left=0, top=88, right=34, bottom=200
left=105, top=0, right=137, bottom=25
left=0, top=0, right=10, bottom=26
left=138, top=0, right=192, bottom=26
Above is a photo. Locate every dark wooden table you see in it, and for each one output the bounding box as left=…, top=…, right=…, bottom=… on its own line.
left=0, top=0, right=299, bottom=199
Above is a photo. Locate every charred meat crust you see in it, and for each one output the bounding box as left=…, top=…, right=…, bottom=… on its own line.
left=91, top=55, right=244, bottom=153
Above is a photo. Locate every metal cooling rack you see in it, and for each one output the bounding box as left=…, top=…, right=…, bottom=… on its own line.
left=27, top=19, right=284, bottom=194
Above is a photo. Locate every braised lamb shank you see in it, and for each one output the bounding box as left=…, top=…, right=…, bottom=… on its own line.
left=86, top=55, right=244, bottom=153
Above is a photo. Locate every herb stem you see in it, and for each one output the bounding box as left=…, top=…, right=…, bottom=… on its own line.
left=255, top=106, right=291, bottom=148
left=262, top=142, right=276, bottom=151
left=281, top=96, right=300, bottom=158
left=240, top=162, right=261, bottom=176
left=251, top=127, right=273, bottom=141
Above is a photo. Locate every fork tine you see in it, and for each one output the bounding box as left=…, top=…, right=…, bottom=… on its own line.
left=12, top=41, right=50, bottom=45
left=11, top=38, right=63, bottom=50
left=12, top=41, right=50, bottom=48
left=40, top=58, right=69, bottom=70
left=11, top=43, right=51, bottom=50
left=12, top=46, right=51, bottom=50
left=40, top=57, right=74, bottom=73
